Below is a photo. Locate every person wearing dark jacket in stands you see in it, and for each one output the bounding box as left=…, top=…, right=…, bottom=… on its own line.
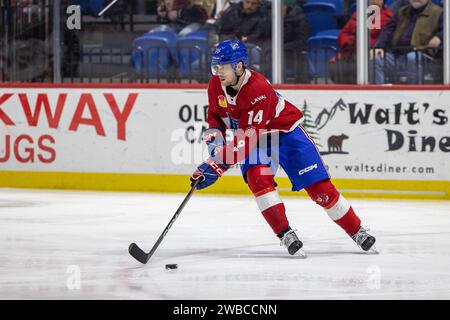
left=282, top=0, right=310, bottom=82
left=371, top=0, right=443, bottom=84
left=246, top=0, right=309, bottom=81
left=215, top=0, right=270, bottom=47
left=156, top=0, right=208, bottom=36
left=283, top=0, right=309, bottom=50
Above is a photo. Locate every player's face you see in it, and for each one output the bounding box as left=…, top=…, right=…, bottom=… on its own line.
left=212, top=64, right=237, bottom=86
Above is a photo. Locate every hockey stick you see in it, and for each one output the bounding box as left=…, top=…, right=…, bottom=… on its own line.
left=128, top=179, right=200, bottom=264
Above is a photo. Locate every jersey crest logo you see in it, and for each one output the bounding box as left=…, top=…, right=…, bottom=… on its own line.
left=227, top=113, right=239, bottom=131
left=218, top=95, right=228, bottom=108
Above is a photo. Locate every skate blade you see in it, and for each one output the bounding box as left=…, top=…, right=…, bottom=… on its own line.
left=294, top=248, right=307, bottom=259
left=367, top=246, right=379, bottom=254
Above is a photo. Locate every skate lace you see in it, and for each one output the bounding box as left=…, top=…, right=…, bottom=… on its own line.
left=280, top=229, right=298, bottom=247
left=353, top=226, right=371, bottom=247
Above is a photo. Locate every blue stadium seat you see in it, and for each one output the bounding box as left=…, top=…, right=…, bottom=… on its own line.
left=131, top=31, right=178, bottom=78
left=308, top=35, right=339, bottom=78
left=305, top=0, right=344, bottom=16
left=176, top=30, right=209, bottom=79
left=316, top=29, right=341, bottom=37
left=90, top=0, right=105, bottom=15
left=78, top=0, right=105, bottom=16
left=78, top=0, right=90, bottom=14
left=303, top=3, right=337, bottom=36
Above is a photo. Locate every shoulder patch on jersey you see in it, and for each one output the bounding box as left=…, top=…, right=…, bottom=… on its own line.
left=218, top=95, right=228, bottom=108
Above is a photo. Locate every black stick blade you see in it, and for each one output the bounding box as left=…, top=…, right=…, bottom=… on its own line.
left=128, top=243, right=149, bottom=264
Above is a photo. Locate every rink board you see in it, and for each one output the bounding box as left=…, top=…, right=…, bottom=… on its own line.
left=0, top=83, right=449, bottom=200
left=0, top=171, right=448, bottom=200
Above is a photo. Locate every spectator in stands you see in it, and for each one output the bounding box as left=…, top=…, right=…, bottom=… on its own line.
left=371, top=0, right=443, bottom=84
left=271, top=0, right=310, bottom=82
left=285, top=0, right=309, bottom=82
left=156, top=0, right=208, bottom=36
left=282, top=0, right=309, bottom=51
left=262, top=0, right=309, bottom=49
left=2, top=0, right=52, bottom=81
left=194, top=0, right=216, bottom=18
left=213, top=0, right=232, bottom=19
left=215, top=0, right=270, bottom=47
left=329, top=0, right=392, bottom=83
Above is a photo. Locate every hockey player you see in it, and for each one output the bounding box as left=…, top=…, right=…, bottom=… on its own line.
left=190, top=40, right=376, bottom=257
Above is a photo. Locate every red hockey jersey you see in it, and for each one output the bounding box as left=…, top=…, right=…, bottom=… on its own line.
left=207, top=69, right=303, bottom=133
left=206, top=69, right=303, bottom=166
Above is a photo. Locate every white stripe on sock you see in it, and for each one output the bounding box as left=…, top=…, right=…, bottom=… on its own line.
left=255, top=190, right=283, bottom=212
left=325, top=194, right=351, bottom=221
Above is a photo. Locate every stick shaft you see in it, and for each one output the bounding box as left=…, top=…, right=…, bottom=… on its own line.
left=145, top=180, right=199, bottom=262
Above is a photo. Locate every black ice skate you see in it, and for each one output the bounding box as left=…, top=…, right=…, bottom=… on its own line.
left=351, top=226, right=378, bottom=253
left=278, top=227, right=306, bottom=258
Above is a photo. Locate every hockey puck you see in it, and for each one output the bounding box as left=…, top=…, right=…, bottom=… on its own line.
left=165, top=264, right=178, bottom=270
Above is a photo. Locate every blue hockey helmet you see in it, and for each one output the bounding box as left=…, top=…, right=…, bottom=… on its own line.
left=211, top=40, right=249, bottom=74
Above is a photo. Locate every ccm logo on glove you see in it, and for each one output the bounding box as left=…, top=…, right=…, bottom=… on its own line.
left=207, top=159, right=225, bottom=176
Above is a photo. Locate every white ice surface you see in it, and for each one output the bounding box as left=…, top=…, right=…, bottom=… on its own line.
left=0, top=188, right=449, bottom=300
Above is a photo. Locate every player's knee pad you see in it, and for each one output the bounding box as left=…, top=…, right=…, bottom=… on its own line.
left=247, top=165, right=287, bottom=234
left=306, top=180, right=359, bottom=233
left=246, top=165, right=276, bottom=195
left=305, top=179, right=340, bottom=209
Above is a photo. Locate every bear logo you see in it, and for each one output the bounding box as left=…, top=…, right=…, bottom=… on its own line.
left=327, top=134, right=349, bottom=153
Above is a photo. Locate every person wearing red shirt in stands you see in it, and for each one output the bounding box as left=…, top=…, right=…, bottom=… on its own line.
left=329, top=0, right=392, bottom=83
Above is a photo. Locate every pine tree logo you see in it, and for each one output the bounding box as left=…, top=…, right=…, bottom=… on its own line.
left=301, top=100, right=322, bottom=148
